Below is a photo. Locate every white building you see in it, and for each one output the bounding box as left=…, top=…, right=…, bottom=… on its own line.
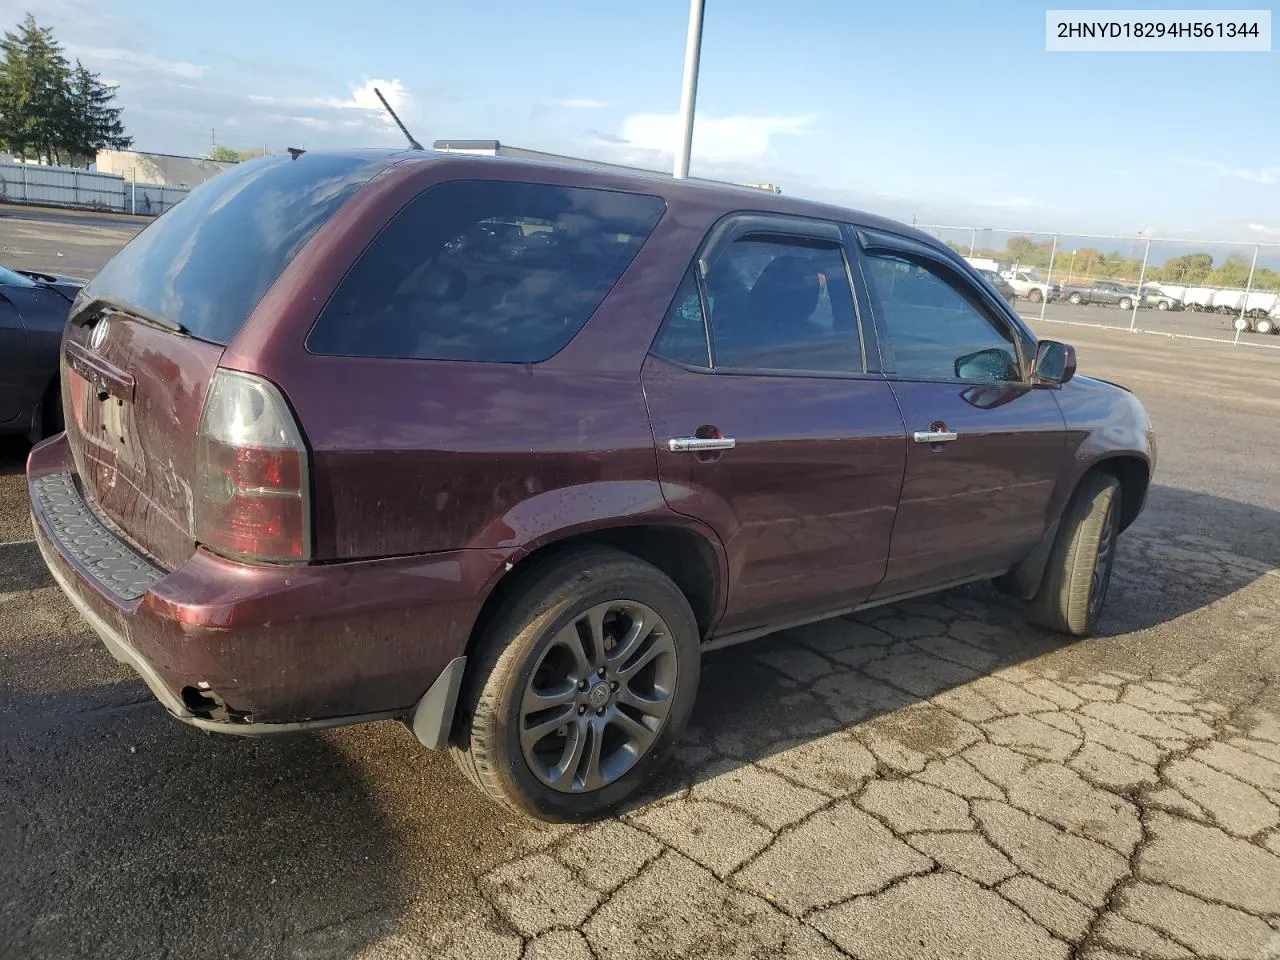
left=95, top=150, right=236, bottom=188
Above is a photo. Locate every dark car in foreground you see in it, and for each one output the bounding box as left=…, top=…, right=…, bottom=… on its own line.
left=28, top=150, right=1155, bottom=821
left=0, top=265, right=85, bottom=441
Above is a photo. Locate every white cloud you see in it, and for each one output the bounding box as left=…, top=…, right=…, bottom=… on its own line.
left=1248, top=223, right=1280, bottom=236
left=250, top=78, right=413, bottom=117
left=547, top=98, right=607, bottom=109
left=616, top=112, right=816, bottom=163
left=1182, top=158, right=1280, bottom=185
left=292, top=116, right=333, bottom=131
left=70, top=46, right=207, bottom=79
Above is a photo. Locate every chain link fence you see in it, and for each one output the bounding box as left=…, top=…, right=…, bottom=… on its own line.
left=916, top=224, right=1280, bottom=349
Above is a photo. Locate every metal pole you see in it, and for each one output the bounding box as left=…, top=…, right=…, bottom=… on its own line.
left=1129, top=237, right=1150, bottom=331
left=1233, top=245, right=1259, bottom=345
left=20, top=162, right=26, bottom=202
left=1040, top=235, right=1057, bottom=322
left=1067, top=250, right=1075, bottom=285
left=673, top=0, right=705, bottom=179
left=970, top=227, right=977, bottom=257
left=130, top=168, right=136, bottom=215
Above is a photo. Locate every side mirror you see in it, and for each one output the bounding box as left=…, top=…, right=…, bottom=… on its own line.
left=954, top=347, right=1018, bottom=382
left=1034, top=340, right=1076, bottom=385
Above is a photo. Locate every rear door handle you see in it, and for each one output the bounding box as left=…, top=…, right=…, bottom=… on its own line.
left=668, top=437, right=736, bottom=452
left=912, top=430, right=958, bottom=443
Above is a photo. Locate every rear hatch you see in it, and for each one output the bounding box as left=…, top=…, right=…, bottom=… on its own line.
left=61, top=153, right=384, bottom=570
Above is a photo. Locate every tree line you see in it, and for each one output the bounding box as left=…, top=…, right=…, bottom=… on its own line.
left=0, top=14, right=131, bottom=166
left=950, top=236, right=1279, bottom=291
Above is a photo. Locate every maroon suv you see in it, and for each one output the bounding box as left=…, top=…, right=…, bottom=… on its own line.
left=28, top=150, right=1154, bottom=820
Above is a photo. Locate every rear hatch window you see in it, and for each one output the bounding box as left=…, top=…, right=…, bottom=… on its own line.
left=80, top=153, right=384, bottom=344
left=306, top=180, right=666, bottom=362
left=60, top=153, right=382, bottom=570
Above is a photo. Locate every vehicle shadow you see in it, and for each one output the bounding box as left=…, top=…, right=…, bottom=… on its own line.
left=0, top=678, right=520, bottom=960
left=625, top=480, right=1280, bottom=807
left=0, top=685, right=399, bottom=960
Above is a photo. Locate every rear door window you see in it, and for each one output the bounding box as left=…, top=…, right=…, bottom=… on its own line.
left=704, top=237, right=861, bottom=373
left=82, top=154, right=382, bottom=344
left=307, top=181, right=666, bottom=362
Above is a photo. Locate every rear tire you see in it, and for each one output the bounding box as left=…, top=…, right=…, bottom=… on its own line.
left=1119, top=297, right=1132, bottom=310
left=1233, top=315, right=1251, bottom=332
left=451, top=546, right=700, bottom=822
left=1026, top=473, right=1122, bottom=637
left=1029, top=289, right=1043, bottom=303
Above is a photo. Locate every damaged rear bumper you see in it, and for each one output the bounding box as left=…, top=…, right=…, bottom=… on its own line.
left=27, top=433, right=507, bottom=739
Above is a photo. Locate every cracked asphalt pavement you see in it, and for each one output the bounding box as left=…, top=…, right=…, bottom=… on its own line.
left=2, top=211, right=1280, bottom=959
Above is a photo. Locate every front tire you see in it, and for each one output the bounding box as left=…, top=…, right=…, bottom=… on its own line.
left=1029, top=289, right=1043, bottom=303
left=1257, top=317, right=1274, bottom=335
left=1068, top=293, right=1083, bottom=305
left=1027, top=473, right=1122, bottom=637
left=1157, top=300, right=1169, bottom=311
left=1119, top=297, right=1132, bottom=310
left=451, top=547, right=700, bottom=821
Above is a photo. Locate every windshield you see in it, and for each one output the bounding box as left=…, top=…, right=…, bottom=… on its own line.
left=81, top=153, right=383, bottom=344
left=0, top=265, right=38, bottom=288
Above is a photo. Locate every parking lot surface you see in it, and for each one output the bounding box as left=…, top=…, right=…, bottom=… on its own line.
left=2, top=210, right=1280, bottom=959
left=1018, top=298, right=1280, bottom=349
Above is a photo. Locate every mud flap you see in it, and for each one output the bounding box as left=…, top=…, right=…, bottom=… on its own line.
left=997, top=519, right=1060, bottom=601
left=407, top=656, right=467, bottom=750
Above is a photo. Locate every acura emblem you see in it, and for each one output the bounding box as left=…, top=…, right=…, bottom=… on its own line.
left=89, top=319, right=108, bottom=350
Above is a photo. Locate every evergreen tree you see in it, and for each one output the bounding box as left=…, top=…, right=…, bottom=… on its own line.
left=0, top=14, right=131, bottom=165
left=63, top=60, right=132, bottom=163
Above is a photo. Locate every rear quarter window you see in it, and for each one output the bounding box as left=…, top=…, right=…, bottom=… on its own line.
left=306, top=180, right=666, bottom=363
left=82, top=154, right=382, bottom=344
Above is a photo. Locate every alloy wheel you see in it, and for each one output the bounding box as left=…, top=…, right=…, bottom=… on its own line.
left=1089, top=502, right=1117, bottom=622
left=519, top=601, right=677, bottom=793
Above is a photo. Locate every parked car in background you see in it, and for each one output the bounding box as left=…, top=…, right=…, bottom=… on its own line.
left=1060, top=280, right=1139, bottom=309
left=976, top=267, right=1018, bottom=304
left=1005, top=269, right=1060, bottom=303
left=28, top=149, right=1155, bottom=821
left=0, top=264, right=84, bottom=441
left=1139, top=288, right=1182, bottom=311
left=1234, top=298, right=1280, bottom=334
left=1259, top=302, right=1280, bottom=334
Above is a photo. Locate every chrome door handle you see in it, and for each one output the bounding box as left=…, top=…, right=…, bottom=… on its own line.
left=668, top=436, right=736, bottom=452
left=912, top=430, right=958, bottom=443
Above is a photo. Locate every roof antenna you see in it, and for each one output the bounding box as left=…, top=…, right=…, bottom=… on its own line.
left=374, top=86, right=424, bottom=150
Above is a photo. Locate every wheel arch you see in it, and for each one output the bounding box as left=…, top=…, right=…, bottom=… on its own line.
left=1000, top=453, right=1147, bottom=602
left=1089, top=454, right=1150, bottom=532
left=466, top=521, right=726, bottom=662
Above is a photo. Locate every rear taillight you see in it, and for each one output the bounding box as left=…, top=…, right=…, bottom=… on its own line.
left=195, top=370, right=310, bottom=564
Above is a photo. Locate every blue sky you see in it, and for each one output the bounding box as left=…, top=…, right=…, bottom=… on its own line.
left=9, top=0, right=1279, bottom=239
